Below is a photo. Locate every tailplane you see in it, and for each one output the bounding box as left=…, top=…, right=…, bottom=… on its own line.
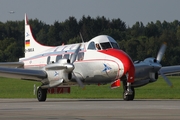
left=24, top=14, right=53, bottom=58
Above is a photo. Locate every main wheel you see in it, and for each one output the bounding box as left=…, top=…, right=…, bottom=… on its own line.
left=37, top=87, right=47, bottom=102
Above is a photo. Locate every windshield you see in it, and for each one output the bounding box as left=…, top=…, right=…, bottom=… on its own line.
left=111, top=42, right=120, bottom=49
left=100, top=42, right=112, bottom=49
left=100, top=42, right=120, bottom=50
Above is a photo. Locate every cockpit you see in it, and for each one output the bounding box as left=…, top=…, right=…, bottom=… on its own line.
left=100, top=42, right=119, bottom=49
left=87, top=35, right=120, bottom=50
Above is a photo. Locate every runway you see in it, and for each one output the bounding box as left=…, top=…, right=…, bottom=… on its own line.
left=0, top=99, right=179, bottom=120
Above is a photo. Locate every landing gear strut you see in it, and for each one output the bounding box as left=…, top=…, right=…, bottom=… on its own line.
left=122, top=77, right=135, bottom=101
left=37, top=87, right=47, bottom=102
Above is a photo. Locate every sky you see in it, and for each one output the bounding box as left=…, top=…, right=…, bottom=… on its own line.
left=0, top=0, right=180, bottom=27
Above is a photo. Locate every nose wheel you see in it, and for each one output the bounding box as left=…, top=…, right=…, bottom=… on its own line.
left=123, top=86, right=135, bottom=101
left=122, top=77, right=135, bottom=101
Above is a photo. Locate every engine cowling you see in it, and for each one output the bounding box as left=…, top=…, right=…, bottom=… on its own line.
left=149, top=72, right=158, bottom=82
left=44, top=58, right=74, bottom=83
left=144, top=57, right=157, bottom=63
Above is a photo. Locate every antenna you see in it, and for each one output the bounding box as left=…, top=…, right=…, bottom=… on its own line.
left=79, top=32, right=84, bottom=43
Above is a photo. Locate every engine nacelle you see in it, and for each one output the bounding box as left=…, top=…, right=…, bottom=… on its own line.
left=57, top=58, right=70, bottom=64
left=144, top=57, right=157, bottom=63
left=149, top=72, right=158, bottom=82
left=44, top=58, right=74, bottom=83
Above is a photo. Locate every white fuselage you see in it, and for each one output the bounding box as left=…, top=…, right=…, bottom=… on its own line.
left=20, top=42, right=125, bottom=84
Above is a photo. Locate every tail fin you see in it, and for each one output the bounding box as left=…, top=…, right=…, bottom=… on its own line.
left=25, top=14, right=53, bottom=58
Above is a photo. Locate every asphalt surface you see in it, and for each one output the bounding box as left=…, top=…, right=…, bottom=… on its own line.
left=0, top=99, right=179, bottom=120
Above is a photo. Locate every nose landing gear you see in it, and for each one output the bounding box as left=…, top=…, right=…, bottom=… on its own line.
left=121, top=76, right=135, bottom=101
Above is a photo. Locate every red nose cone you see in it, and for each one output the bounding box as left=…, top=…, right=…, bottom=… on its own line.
left=100, top=49, right=135, bottom=83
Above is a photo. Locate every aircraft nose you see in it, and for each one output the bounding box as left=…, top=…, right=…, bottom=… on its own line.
left=100, top=49, right=135, bottom=83
left=119, top=51, right=135, bottom=83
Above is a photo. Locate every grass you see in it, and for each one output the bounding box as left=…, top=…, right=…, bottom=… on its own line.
left=135, top=76, right=180, bottom=99
left=0, top=76, right=179, bottom=99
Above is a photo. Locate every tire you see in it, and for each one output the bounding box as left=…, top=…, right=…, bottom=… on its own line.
left=123, top=87, right=135, bottom=101
left=122, top=79, right=135, bottom=101
left=37, top=87, right=47, bottom=102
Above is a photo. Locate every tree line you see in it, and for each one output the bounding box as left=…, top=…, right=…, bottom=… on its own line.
left=0, top=16, right=180, bottom=66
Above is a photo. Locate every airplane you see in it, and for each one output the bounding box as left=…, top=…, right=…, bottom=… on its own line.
left=9, top=11, right=15, bottom=14
left=0, top=14, right=179, bottom=102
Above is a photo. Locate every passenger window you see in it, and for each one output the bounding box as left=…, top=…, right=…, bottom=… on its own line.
left=87, top=42, right=96, bottom=50
left=63, top=54, right=69, bottom=59
left=47, top=56, right=50, bottom=64
left=78, top=52, right=84, bottom=61
left=56, top=55, right=62, bottom=62
left=70, top=53, right=73, bottom=59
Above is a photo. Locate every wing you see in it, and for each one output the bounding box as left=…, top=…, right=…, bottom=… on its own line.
left=0, top=62, right=24, bottom=68
left=160, top=65, right=180, bottom=75
left=0, top=67, right=47, bottom=81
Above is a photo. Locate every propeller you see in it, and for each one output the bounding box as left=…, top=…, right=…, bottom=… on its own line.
left=156, top=43, right=173, bottom=87
left=70, top=44, right=84, bottom=88
left=156, top=42, right=167, bottom=62
left=72, top=72, right=84, bottom=88
left=159, top=70, right=173, bottom=87
left=70, top=44, right=82, bottom=63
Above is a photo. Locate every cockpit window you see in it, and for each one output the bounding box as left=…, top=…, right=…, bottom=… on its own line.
left=99, top=42, right=120, bottom=50
left=111, top=42, right=120, bottom=49
left=100, top=42, right=112, bottom=49
left=87, top=41, right=96, bottom=50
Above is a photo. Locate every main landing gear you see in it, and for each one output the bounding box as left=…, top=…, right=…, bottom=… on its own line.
left=37, top=87, right=47, bottom=102
left=122, top=76, right=135, bottom=101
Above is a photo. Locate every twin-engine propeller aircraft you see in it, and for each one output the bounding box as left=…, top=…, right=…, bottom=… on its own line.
left=0, top=14, right=179, bottom=101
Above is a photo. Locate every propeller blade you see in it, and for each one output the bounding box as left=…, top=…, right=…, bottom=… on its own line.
left=72, top=72, right=84, bottom=88
left=159, top=70, right=173, bottom=87
left=70, top=44, right=82, bottom=63
left=156, top=43, right=167, bottom=62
